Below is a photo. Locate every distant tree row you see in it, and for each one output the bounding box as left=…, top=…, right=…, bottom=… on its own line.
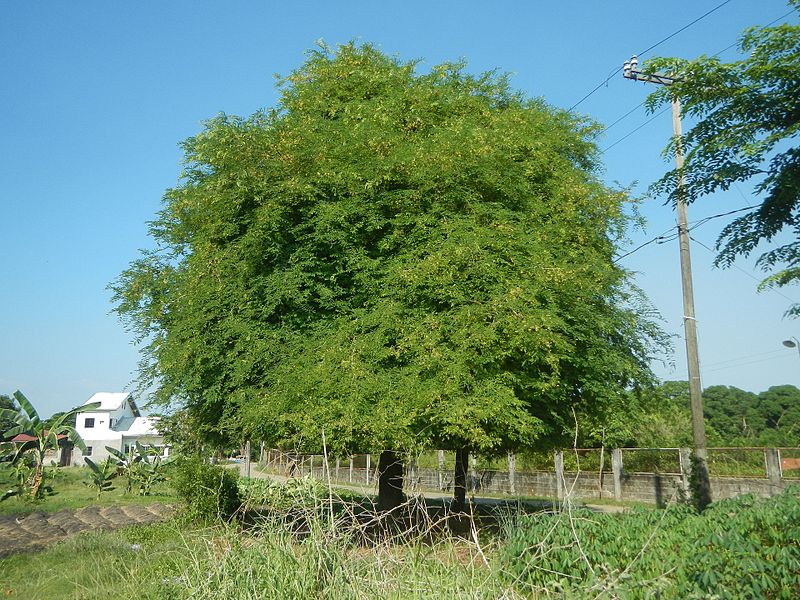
left=625, top=381, right=800, bottom=448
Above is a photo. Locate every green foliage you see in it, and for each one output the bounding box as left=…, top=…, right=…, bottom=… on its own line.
left=106, top=443, right=168, bottom=496
left=645, top=4, right=800, bottom=315
left=623, top=381, right=800, bottom=448
left=0, top=394, right=16, bottom=440
left=1, top=456, right=36, bottom=502
left=112, top=42, right=666, bottom=460
left=628, top=380, right=695, bottom=448
left=83, top=457, right=118, bottom=499
left=702, top=383, right=800, bottom=446
left=106, top=445, right=139, bottom=494
left=500, top=487, right=800, bottom=598
left=0, top=390, right=99, bottom=499
left=153, top=409, right=211, bottom=458
left=239, top=475, right=326, bottom=510
left=131, top=443, right=167, bottom=496
left=0, top=465, right=176, bottom=517
left=172, top=457, right=241, bottom=523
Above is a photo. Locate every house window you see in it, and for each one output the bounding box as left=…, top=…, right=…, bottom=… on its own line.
left=83, top=446, right=93, bottom=457
left=84, top=418, right=95, bottom=428
left=109, top=418, right=114, bottom=427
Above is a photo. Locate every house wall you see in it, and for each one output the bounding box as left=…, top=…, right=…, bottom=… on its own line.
left=72, top=438, right=121, bottom=465
left=76, top=411, right=118, bottom=442
left=69, top=395, right=164, bottom=466
left=121, top=435, right=168, bottom=456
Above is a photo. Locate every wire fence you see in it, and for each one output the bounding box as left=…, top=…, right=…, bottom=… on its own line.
left=259, top=446, right=800, bottom=488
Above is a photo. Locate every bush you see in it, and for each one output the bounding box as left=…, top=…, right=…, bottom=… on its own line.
left=500, top=487, right=800, bottom=598
left=239, top=475, right=326, bottom=511
left=172, top=458, right=241, bottom=523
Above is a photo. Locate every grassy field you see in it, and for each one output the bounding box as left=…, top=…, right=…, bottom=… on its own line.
left=0, top=465, right=177, bottom=517
left=0, top=513, right=513, bottom=599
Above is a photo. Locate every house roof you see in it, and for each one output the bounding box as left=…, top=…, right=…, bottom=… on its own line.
left=114, top=416, right=160, bottom=436
left=83, top=392, right=140, bottom=416
left=12, top=432, right=67, bottom=443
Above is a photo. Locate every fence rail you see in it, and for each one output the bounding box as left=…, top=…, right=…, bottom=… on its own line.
left=253, top=446, right=800, bottom=505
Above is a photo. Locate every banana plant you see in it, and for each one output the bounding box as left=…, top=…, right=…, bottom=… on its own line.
left=130, top=442, right=166, bottom=496
left=0, top=390, right=100, bottom=500
left=106, top=445, right=142, bottom=494
left=83, top=456, right=117, bottom=499
left=1, top=454, right=35, bottom=502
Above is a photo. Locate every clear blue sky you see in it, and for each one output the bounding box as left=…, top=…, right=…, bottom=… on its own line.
left=2, top=1, right=798, bottom=418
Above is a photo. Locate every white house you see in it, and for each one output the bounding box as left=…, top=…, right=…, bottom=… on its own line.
left=72, top=392, right=168, bottom=464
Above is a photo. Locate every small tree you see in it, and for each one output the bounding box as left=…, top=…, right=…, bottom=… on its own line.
left=83, top=457, right=118, bottom=499
left=0, top=390, right=99, bottom=499
left=129, top=442, right=167, bottom=496
left=106, top=445, right=141, bottom=494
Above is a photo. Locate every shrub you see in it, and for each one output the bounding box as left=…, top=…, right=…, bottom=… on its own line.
left=500, top=487, right=800, bottom=598
left=239, top=475, right=326, bottom=511
left=172, top=457, right=241, bottom=523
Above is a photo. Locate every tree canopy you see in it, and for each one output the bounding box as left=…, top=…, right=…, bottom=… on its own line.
left=645, top=3, right=800, bottom=315
left=112, top=43, right=666, bottom=459
left=628, top=380, right=800, bottom=447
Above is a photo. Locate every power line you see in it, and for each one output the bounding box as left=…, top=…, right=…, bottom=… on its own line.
left=594, top=99, right=647, bottom=138
left=702, top=348, right=786, bottom=368
left=638, top=0, right=734, bottom=57
left=601, top=106, right=671, bottom=153
left=614, top=226, right=676, bottom=263
left=703, top=353, right=795, bottom=374
left=568, top=0, right=734, bottom=112
left=589, top=6, right=799, bottom=140
left=687, top=203, right=760, bottom=232
left=614, top=204, right=758, bottom=263
left=690, top=235, right=800, bottom=305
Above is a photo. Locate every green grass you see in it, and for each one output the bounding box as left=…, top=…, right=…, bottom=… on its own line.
left=0, top=521, right=192, bottom=599
left=0, top=516, right=513, bottom=599
left=0, top=465, right=177, bottom=517
left=3, top=471, right=797, bottom=599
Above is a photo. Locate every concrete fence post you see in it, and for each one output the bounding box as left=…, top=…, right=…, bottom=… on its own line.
left=244, top=440, right=251, bottom=478
left=765, top=447, right=782, bottom=488
left=679, top=448, right=691, bottom=497
left=469, top=453, right=477, bottom=493
left=438, top=450, right=445, bottom=490
left=554, top=451, right=564, bottom=501
left=611, top=448, right=623, bottom=501
left=335, top=457, right=340, bottom=482
left=366, top=454, right=371, bottom=484
left=349, top=456, right=354, bottom=483
left=508, top=452, right=516, bottom=495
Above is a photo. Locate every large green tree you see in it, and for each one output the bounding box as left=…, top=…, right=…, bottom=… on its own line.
left=113, top=43, right=665, bottom=508
left=645, top=3, right=800, bottom=314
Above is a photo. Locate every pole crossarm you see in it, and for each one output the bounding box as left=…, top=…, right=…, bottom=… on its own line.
left=622, top=55, right=680, bottom=86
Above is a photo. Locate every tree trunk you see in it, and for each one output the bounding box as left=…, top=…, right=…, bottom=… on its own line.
left=453, top=448, right=469, bottom=511
left=378, top=450, right=405, bottom=512
left=30, top=462, right=44, bottom=499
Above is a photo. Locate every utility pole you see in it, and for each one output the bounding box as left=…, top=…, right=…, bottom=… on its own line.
left=623, top=55, right=712, bottom=509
